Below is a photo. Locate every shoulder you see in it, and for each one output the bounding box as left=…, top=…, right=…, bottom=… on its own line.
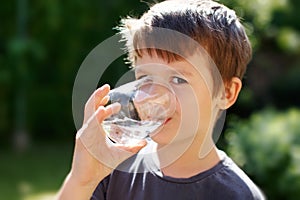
left=209, top=150, right=265, bottom=200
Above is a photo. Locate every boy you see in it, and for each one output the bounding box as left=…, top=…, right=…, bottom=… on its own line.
left=57, top=0, right=265, bottom=199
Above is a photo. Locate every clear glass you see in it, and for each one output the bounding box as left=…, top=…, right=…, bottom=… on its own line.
left=102, top=77, right=176, bottom=144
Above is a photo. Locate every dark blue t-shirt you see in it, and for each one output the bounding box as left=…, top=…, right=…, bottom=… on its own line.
left=91, top=149, right=265, bottom=200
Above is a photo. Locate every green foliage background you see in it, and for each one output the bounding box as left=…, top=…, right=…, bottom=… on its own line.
left=0, top=0, right=300, bottom=199
left=226, top=108, right=300, bottom=199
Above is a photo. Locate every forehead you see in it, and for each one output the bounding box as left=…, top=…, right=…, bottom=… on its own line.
left=135, top=53, right=210, bottom=77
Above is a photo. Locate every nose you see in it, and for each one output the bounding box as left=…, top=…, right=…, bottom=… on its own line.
left=134, top=83, right=170, bottom=104
left=133, top=82, right=175, bottom=121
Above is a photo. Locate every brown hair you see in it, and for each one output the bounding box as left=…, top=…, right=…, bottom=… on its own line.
left=117, top=0, right=252, bottom=82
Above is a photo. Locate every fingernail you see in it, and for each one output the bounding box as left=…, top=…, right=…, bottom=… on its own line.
left=99, top=84, right=110, bottom=91
left=103, top=84, right=110, bottom=89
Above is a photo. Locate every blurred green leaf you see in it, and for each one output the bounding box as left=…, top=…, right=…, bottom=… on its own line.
left=226, top=108, right=300, bottom=199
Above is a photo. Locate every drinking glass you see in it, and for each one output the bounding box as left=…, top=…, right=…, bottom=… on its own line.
left=102, top=77, right=176, bottom=144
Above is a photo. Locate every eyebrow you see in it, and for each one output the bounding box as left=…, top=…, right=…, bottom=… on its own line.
left=175, top=69, right=194, bottom=77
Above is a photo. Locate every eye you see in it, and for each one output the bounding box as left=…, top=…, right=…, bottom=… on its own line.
left=171, top=76, right=188, bottom=84
left=136, top=75, right=148, bottom=80
left=136, top=75, right=154, bottom=85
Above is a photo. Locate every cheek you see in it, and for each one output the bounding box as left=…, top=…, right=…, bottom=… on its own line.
left=174, top=87, right=199, bottom=127
left=175, top=85, right=213, bottom=131
left=196, top=86, right=214, bottom=133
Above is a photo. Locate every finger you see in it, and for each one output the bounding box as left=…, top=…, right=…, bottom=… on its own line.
left=86, top=84, right=110, bottom=109
left=93, top=85, right=111, bottom=109
left=94, top=95, right=110, bottom=110
left=96, top=84, right=110, bottom=97
left=94, top=84, right=110, bottom=101
left=95, top=103, right=121, bottom=123
left=106, top=102, right=121, bottom=115
left=100, top=95, right=110, bottom=105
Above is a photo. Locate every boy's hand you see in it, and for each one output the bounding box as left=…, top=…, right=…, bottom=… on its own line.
left=57, top=84, right=146, bottom=200
left=74, top=84, right=147, bottom=182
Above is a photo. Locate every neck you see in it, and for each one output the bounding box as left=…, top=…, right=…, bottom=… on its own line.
left=157, top=138, right=221, bottom=178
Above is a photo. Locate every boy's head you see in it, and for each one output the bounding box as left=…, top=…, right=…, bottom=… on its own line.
left=115, top=0, right=252, bottom=148
left=118, top=0, right=252, bottom=84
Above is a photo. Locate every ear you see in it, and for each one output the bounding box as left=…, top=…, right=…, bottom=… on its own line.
left=218, top=77, right=242, bottom=109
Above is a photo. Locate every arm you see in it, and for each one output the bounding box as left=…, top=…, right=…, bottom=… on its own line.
left=56, top=139, right=112, bottom=200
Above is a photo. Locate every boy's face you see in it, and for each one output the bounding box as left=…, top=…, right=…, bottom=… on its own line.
left=135, top=53, right=218, bottom=146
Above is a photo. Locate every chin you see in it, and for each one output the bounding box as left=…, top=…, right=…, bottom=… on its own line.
left=149, top=130, right=178, bottom=147
left=149, top=129, right=171, bottom=145
left=150, top=136, right=171, bottom=147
